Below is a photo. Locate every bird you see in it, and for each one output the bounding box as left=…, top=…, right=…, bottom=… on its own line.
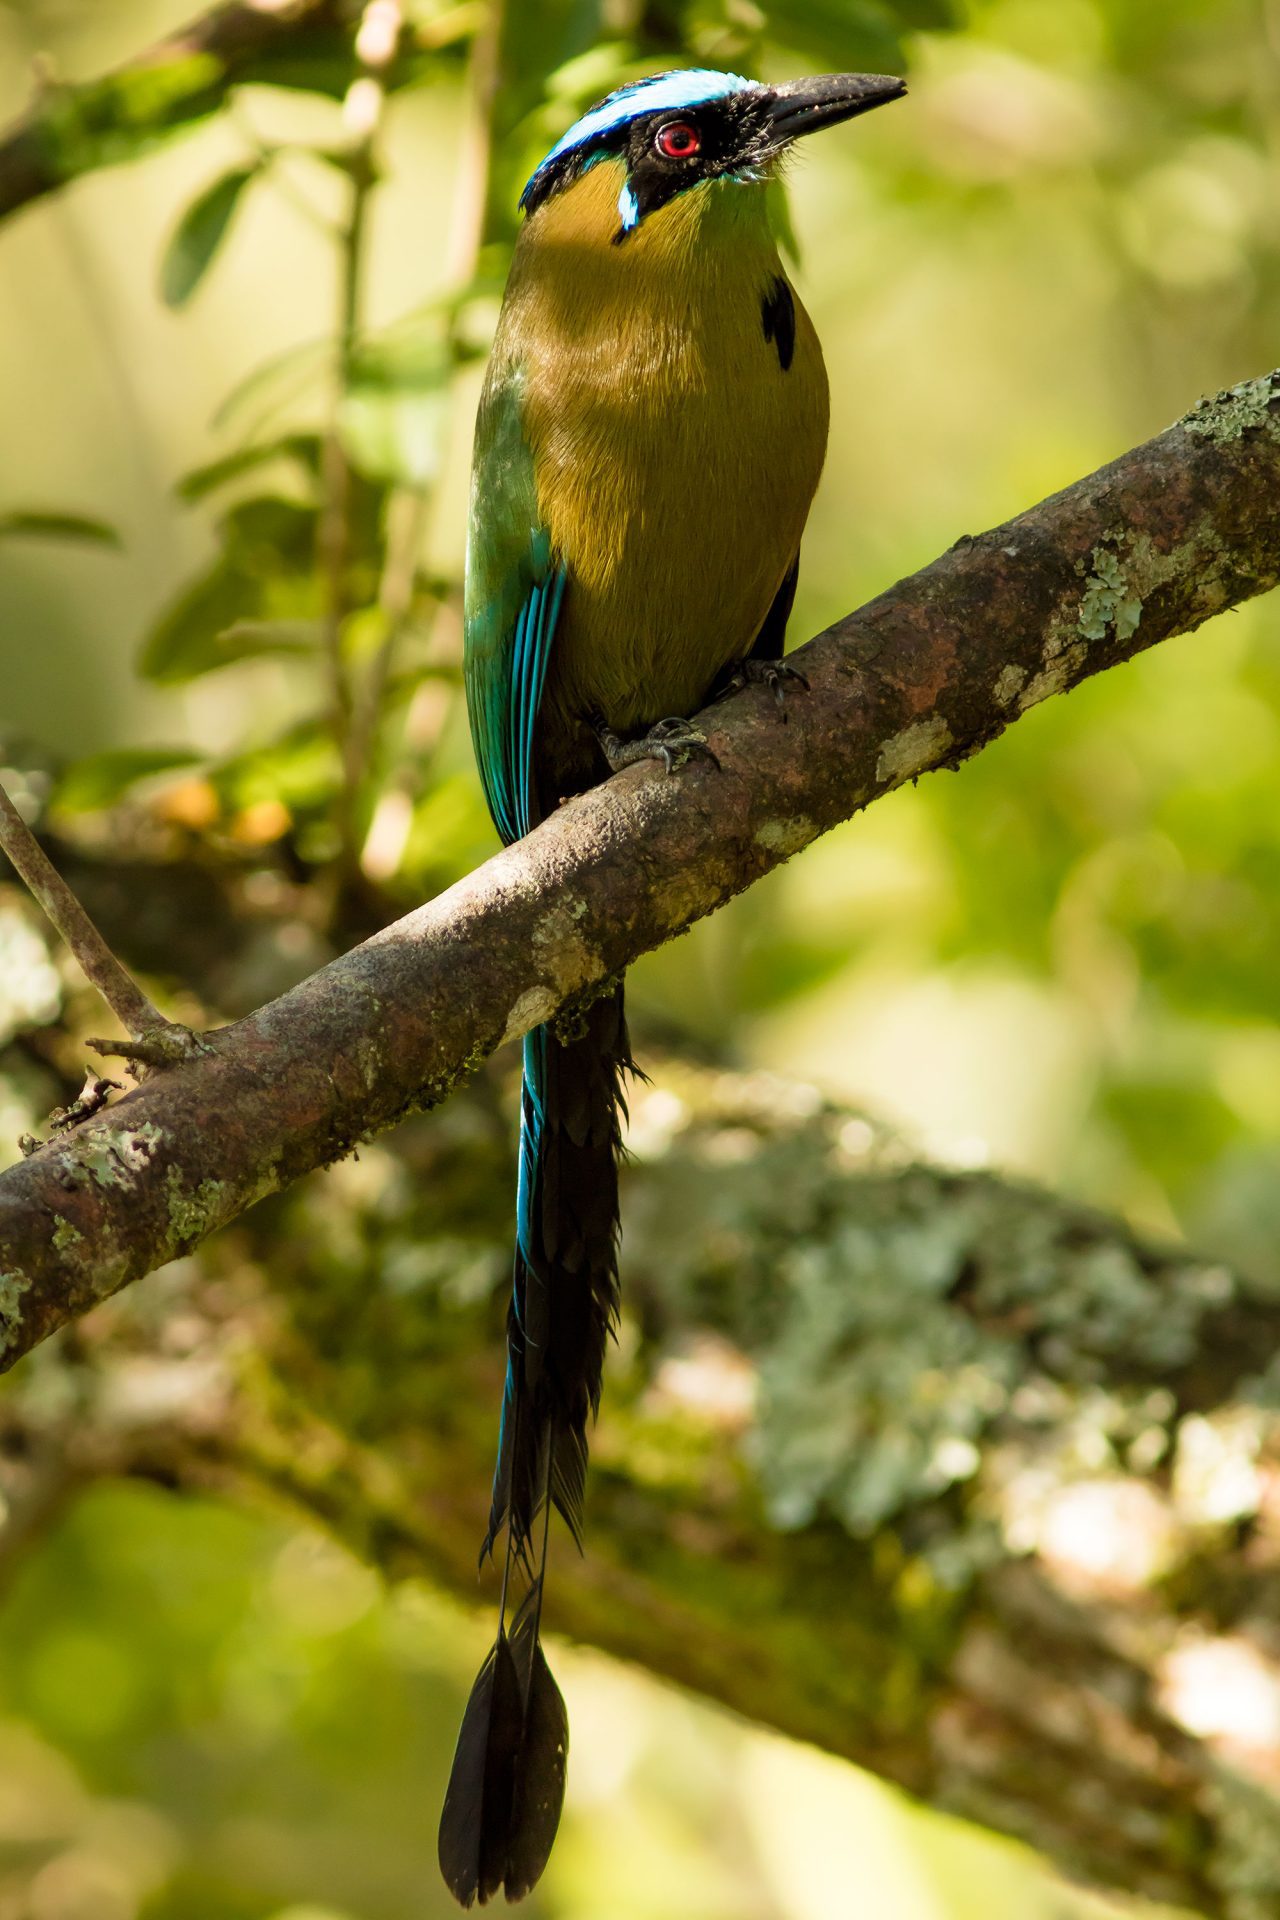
left=438, top=63, right=906, bottom=1906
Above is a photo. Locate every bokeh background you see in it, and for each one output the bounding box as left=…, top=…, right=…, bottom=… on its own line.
left=0, top=0, right=1278, bottom=1914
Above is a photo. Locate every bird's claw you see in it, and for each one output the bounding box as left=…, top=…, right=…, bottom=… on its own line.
left=720, top=656, right=809, bottom=716
left=594, top=715, right=719, bottom=775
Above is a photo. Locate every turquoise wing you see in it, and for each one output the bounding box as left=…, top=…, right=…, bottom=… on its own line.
left=463, top=367, right=566, bottom=846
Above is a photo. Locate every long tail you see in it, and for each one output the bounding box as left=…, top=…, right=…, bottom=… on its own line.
left=438, top=986, right=629, bottom=1907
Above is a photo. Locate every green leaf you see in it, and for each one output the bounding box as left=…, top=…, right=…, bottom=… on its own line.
left=215, top=619, right=324, bottom=662
left=211, top=335, right=333, bottom=436
left=138, top=559, right=258, bottom=683
left=55, top=748, right=202, bottom=814
left=176, top=435, right=322, bottom=504
left=160, top=165, right=259, bottom=309
left=139, top=498, right=323, bottom=683
left=890, top=0, right=959, bottom=26
left=340, top=335, right=453, bottom=486
left=29, top=53, right=227, bottom=192
left=758, top=0, right=905, bottom=69
left=0, top=511, right=121, bottom=546
left=213, top=716, right=342, bottom=813
left=399, top=773, right=496, bottom=891
left=222, top=494, right=320, bottom=570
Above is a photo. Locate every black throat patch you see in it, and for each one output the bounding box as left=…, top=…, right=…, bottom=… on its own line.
left=761, top=276, right=796, bottom=371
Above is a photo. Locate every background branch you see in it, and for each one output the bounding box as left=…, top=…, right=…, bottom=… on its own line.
left=0, top=370, right=1277, bottom=1369
left=0, top=776, right=166, bottom=1041
left=0, top=2, right=357, bottom=226
left=322, top=0, right=405, bottom=876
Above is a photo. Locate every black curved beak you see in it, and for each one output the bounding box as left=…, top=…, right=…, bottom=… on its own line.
left=763, top=72, right=906, bottom=151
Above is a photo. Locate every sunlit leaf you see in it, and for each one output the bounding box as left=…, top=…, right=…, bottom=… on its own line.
left=215, top=619, right=325, bottom=661
left=340, top=336, right=453, bottom=486
left=757, top=0, right=905, bottom=68
left=0, top=511, right=121, bottom=546
left=400, top=773, right=495, bottom=889
left=29, top=53, right=227, bottom=192
left=211, top=335, right=334, bottom=436
left=160, top=165, right=259, bottom=309
left=139, top=494, right=325, bottom=683
left=212, top=715, right=342, bottom=813
left=890, top=0, right=961, bottom=27
left=55, top=748, right=203, bottom=814
left=408, top=0, right=485, bottom=53
left=221, top=495, right=319, bottom=569
left=138, top=559, right=259, bottom=683
left=176, top=435, right=322, bottom=503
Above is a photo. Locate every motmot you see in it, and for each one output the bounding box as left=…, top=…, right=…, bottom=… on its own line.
left=438, top=64, right=906, bottom=1906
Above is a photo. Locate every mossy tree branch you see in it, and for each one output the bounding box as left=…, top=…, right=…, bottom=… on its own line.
left=0, top=370, right=1278, bottom=1367
left=0, top=2, right=357, bottom=226
left=12, top=1071, right=1280, bottom=1920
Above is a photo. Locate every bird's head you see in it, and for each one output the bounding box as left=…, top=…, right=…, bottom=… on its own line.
left=520, top=67, right=906, bottom=244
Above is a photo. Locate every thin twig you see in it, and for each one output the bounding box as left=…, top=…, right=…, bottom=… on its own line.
left=345, top=485, right=433, bottom=846
left=347, top=0, right=505, bottom=878
left=0, top=777, right=164, bottom=1040
left=318, top=0, right=405, bottom=878
left=443, top=0, right=504, bottom=286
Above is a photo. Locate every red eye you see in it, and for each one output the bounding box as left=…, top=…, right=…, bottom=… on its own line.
left=655, top=121, right=700, bottom=160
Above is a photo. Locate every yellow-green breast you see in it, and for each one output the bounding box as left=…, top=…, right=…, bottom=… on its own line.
left=488, top=158, right=829, bottom=769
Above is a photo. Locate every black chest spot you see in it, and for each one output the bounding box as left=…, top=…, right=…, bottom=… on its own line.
left=761, top=275, right=795, bottom=372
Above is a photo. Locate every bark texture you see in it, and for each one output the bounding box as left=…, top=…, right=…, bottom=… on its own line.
left=1, top=371, right=1279, bottom=1371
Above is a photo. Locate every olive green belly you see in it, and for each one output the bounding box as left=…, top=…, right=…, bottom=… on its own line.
left=537, top=326, right=828, bottom=784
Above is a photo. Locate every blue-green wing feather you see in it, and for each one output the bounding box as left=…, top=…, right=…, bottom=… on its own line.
left=464, top=362, right=565, bottom=1555
left=463, top=367, right=565, bottom=846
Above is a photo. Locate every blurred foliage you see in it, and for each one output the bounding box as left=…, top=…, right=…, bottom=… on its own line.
left=159, top=162, right=261, bottom=307
left=0, top=1481, right=1136, bottom=1920
left=2, top=0, right=1280, bottom=1914
left=0, top=512, right=120, bottom=546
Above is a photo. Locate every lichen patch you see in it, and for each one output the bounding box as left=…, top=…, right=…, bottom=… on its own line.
left=1019, top=647, right=1087, bottom=710
left=993, top=665, right=1027, bottom=708
left=876, top=716, right=953, bottom=788
left=51, top=1216, right=83, bottom=1255
left=1079, top=547, right=1144, bottom=645
left=61, top=1122, right=165, bottom=1193
left=1184, top=371, right=1280, bottom=445
left=501, top=985, right=559, bottom=1044
left=0, top=1270, right=31, bottom=1355
left=165, top=1166, right=227, bottom=1247
left=755, top=816, right=817, bottom=857
left=531, top=901, right=597, bottom=997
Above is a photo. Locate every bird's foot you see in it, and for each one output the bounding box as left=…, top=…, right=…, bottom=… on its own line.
left=593, top=714, right=719, bottom=776
left=718, top=655, right=809, bottom=717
